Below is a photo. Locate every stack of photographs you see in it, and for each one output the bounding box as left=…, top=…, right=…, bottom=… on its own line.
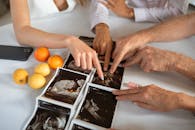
left=24, top=36, right=125, bottom=130
left=71, top=84, right=117, bottom=130
left=24, top=68, right=90, bottom=130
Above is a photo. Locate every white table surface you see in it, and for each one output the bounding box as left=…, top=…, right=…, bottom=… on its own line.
left=0, top=5, right=195, bottom=130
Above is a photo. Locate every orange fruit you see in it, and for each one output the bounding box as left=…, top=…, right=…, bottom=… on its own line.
left=28, top=74, right=46, bottom=89
left=34, top=47, right=50, bottom=62
left=34, top=63, right=51, bottom=77
left=13, top=68, right=29, bottom=85
left=48, top=55, right=64, bottom=69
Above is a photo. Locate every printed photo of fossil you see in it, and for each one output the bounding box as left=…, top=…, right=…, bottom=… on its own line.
left=26, top=101, right=70, bottom=130
left=92, top=64, right=124, bottom=89
left=77, top=87, right=117, bottom=128
left=64, top=55, right=91, bottom=74
left=44, top=69, right=87, bottom=104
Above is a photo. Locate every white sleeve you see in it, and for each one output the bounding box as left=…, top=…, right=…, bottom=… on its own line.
left=133, top=0, right=189, bottom=22
left=90, top=0, right=109, bottom=32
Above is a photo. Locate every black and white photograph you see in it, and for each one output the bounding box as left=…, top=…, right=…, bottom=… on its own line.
left=44, top=69, right=87, bottom=105
left=71, top=124, right=91, bottom=130
left=77, top=86, right=117, bottom=128
left=79, top=36, right=94, bottom=47
left=64, top=55, right=92, bottom=74
left=25, top=100, right=70, bottom=130
left=92, top=64, right=124, bottom=89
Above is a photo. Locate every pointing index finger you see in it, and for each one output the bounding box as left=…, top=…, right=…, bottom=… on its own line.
left=93, top=54, right=104, bottom=80
left=110, top=51, right=125, bottom=73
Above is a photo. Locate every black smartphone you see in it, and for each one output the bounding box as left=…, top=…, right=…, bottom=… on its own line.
left=0, top=45, right=34, bottom=61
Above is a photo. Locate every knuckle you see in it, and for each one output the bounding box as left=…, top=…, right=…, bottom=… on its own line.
left=76, top=53, right=81, bottom=58
left=102, top=42, right=107, bottom=47
left=150, top=61, right=155, bottom=67
left=144, top=46, right=151, bottom=50
left=81, top=52, right=86, bottom=56
left=150, top=84, right=156, bottom=88
left=145, top=49, right=151, bottom=54
left=143, top=47, right=152, bottom=54
left=142, top=92, right=149, bottom=100
left=92, top=50, right=97, bottom=55
left=144, top=86, right=151, bottom=93
left=147, top=55, right=152, bottom=60
left=143, top=67, right=149, bottom=72
left=87, top=52, right=92, bottom=57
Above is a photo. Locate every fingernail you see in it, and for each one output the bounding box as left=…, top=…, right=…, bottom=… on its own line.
left=104, top=67, right=108, bottom=71
left=101, top=76, right=104, bottom=81
left=110, top=69, right=113, bottom=74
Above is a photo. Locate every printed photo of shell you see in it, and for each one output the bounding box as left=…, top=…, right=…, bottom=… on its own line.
left=92, top=64, right=124, bottom=89
left=64, top=55, right=91, bottom=74
left=44, top=69, right=87, bottom=105
left=77, top=87, right=117, bottom=128
left=26, top=101, right=70, bottom=130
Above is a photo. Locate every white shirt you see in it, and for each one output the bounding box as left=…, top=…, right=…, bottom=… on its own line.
left=27, top=0, right=77, bottom=18
left=90, top=0, right=189, bottom=30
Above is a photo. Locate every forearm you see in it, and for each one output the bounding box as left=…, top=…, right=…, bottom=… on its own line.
left=133, top=7, right=182, bottom=22
left=178, top=93, right=195, bottom=112
left=15, top=26, right=72, bottom=48
left=90, top=0, right=109, bottom=31
left=141, top=13, right=195, bottom=43
left=174, top=56, right=195, bottom=81
left=10, top=0, right=73, bottom=49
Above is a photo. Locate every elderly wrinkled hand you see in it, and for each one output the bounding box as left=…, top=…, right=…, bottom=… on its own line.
left=110, top=33, right=147, bottom=73
left=113, top=82, right=182, bottom=112
left=123, top=46, right=184, bottom=72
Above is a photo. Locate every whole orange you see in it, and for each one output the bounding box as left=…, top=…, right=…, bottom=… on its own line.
left=48, top=55, right=64, bottom=69
left=34, top=47, right=50, bottom=62
left=13, top=68, right=29, bottom=85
